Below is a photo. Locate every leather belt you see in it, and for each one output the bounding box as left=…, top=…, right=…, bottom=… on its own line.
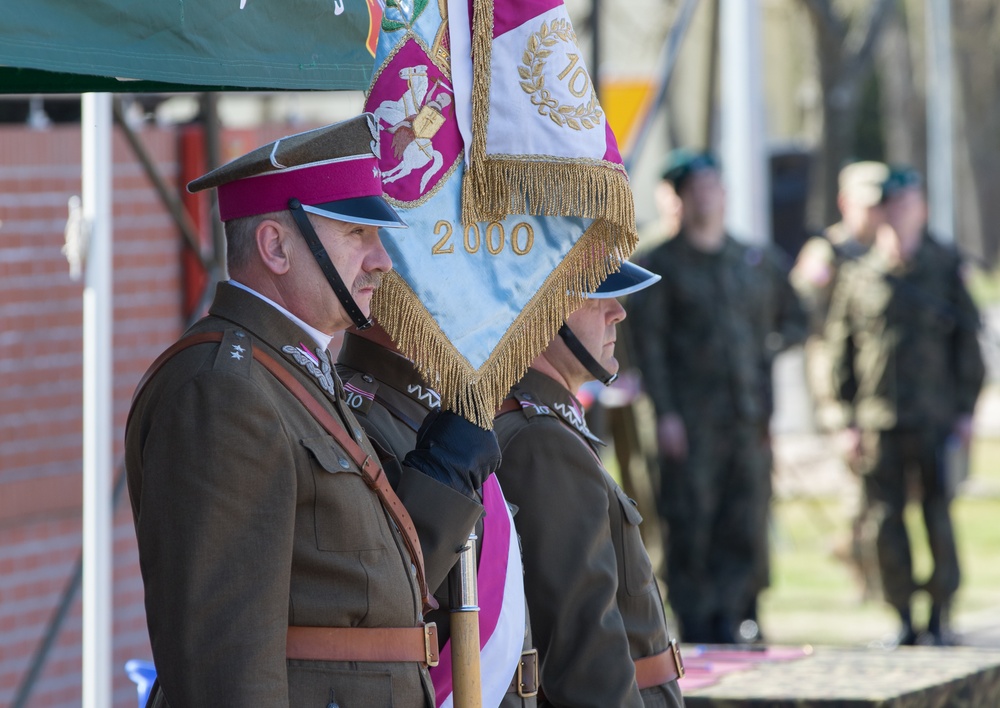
left=635, top=639, right=685, bottom=689
left=286, top=623, right=440, bottom=667
left=506, top=649, right=539, bottom=698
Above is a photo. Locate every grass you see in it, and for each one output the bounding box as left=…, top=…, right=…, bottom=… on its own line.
left=758, top=436, right=1000, bottom=647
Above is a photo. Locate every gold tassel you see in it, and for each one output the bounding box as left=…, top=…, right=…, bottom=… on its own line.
left=371, top=216, right=636, bottom=428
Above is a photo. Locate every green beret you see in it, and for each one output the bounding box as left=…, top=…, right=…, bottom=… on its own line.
left=660, top=149, right=719, bottom=190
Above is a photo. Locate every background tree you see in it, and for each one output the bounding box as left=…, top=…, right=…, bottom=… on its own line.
left=801, top=0, right=894, bottom=228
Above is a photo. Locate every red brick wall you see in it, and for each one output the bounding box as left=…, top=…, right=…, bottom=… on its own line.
left=0, top=119, right=325, bottom=707
left=0, top=123, right=185, bottom=707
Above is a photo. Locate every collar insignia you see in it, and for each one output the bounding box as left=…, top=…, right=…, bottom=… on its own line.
left=282, top=343, right=335, bottom=396
left=553, top=400, right=602, bottom=445
left=406, top=383, right=441, bottom=410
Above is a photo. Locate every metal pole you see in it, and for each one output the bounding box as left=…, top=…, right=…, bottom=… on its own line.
left=81, top=92, right=114, bottom=708
left=720, top=0, right=770, bottom=245
left=622, top=0, right=701, bottom=173
left=925, top=0, right=954, bottom=244
left=591, top=0, right=601, bottom=99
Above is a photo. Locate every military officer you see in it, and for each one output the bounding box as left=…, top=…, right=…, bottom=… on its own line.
left=125, top=116, right=493, bottom=707
left=336, top=322, right=539, bottom=707
left=495, top=262, right=685, bottom=708
left=826, top=166, right=985, bottom=646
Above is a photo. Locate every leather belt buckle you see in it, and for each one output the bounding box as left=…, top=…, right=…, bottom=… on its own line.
left=424, top=622, right=440, bottom=667
left=517, top=648, right=539, bottom=698
left=669, top=638, right=685, bottom=679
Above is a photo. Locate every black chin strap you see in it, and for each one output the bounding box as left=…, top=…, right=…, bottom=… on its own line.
left=558, top=323, right=617, bottom=386
left=288, top=199, right=372, bottom=330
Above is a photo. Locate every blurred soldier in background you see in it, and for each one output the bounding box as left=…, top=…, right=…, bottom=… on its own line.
left=790, top=160, right=890, bottom=600
left=825, top=166, right=985, bottom=646
left=635, top=163, right=684, bottom=257
left=631, top=150, right=800, bottom=644
left=791, top=160, right=889, bottom=430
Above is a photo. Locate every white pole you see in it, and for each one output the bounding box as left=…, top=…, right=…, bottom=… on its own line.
left=925, top=0, right=953, bottom=244
left=720, top=0, right=771, bottom=245
left=81, top=92, right=114, bottom=708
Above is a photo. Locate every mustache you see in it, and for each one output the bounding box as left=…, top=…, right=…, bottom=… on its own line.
left=353, top=271, right=384, bottom=292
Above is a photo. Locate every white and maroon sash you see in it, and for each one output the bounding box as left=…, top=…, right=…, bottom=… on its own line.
left=430, top=474, right=525, bottom=707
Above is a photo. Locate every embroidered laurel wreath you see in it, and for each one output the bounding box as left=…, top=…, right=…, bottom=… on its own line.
left=518, top=19, right=603, bottom=130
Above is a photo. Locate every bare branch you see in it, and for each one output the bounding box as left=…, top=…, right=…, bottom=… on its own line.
left=800, top=0, right=847, bottom=44
left=844, top=0, right=894, bottom=76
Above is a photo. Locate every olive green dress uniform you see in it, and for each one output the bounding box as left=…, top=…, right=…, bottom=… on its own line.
left=126, top=282, right=482, bottom=707
left=494, top=369, right=685, bottom=708
left=825, top=234, right=985, bottom=614
left=631, top=232, right=770, bottom=642
left=336, top=332, right=538, bottom=707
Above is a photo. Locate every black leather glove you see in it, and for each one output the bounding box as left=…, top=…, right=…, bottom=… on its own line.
left=403, top=409, right=501, bottom=499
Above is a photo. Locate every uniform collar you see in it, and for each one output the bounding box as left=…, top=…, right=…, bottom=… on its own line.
left=227, top=279, right=334, bottom=352
left=513, top=369, right=605, bottom=446
left=208, top=281, right=342, bottom=400
left=338, top=332, right=441, bottom=412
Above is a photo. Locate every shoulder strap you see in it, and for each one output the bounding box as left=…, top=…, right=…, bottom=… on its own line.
left=129, top=331, right=435, bottom=613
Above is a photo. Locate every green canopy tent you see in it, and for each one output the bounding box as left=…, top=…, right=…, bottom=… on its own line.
left=2, top=4, right=374, bottom=705
left=0, top=0, right=376, bottom=92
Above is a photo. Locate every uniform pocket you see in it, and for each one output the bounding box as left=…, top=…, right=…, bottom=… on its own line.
left=287, top=665, right=393, bottom=707
left=301, top=435, right=392, bottom=552
left=614, top=485, right=655, bottom=596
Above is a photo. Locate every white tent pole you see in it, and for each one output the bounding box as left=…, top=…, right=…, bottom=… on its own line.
left=720, top=0, right=770, bottom=245
left=925, top=0, right=953, bottom=244
left=81, top=92, right=114, bottom=708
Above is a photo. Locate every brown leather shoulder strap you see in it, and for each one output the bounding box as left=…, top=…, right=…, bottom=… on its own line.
left=129, top=331, right=434, bottom=612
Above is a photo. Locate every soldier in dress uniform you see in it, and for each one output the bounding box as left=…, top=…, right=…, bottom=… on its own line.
left=125, top=115, right=495, bottom=707
left=494, top=262, right=685, bottom=708
left=826, top=166, right=985, bottom=646
left=336, top=322, right=539, bottom=707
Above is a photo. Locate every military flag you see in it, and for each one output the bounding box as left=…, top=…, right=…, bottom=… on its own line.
left=365, top=0, right=634, bottom=429
left=365, top=0, right=633, bottom=704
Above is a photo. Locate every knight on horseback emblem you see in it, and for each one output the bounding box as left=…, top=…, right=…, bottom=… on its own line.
left=369, top=42, right=463, bottom=204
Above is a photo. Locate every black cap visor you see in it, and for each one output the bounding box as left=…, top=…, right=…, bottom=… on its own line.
left=302, top=195, right=408, bottom=228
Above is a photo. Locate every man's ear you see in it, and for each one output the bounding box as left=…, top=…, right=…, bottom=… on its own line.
left=256, top=219, right=292, bottom=275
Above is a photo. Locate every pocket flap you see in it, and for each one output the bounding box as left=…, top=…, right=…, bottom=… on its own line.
left=614, top=485, right=643, bottom=525
left=301, top=435, right=357, bottom=474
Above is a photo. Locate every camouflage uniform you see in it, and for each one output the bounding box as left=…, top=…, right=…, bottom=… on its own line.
left=791, top=222, right=873, bottom=431
left=336, top=332, right=538, bottom=707
left=825, top=234, right=985, bottom=614
left=631, top=232, right=773, bottom=643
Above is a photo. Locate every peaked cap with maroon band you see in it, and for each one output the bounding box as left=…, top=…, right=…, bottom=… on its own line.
left=187, top=113, right=406, bottom=228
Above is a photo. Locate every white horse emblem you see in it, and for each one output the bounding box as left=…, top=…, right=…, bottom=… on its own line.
left=372, top=65, right=452, bottom=193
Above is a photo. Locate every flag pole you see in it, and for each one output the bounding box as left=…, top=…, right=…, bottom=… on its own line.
left=449, top=531, right=482, bottom=708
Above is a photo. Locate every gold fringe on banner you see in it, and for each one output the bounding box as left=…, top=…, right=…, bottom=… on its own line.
left=371, top=217, right=636, bottom=428
left=460, top=0, right=635, bottom=237
left=461, top=158, right=636, bottom=233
